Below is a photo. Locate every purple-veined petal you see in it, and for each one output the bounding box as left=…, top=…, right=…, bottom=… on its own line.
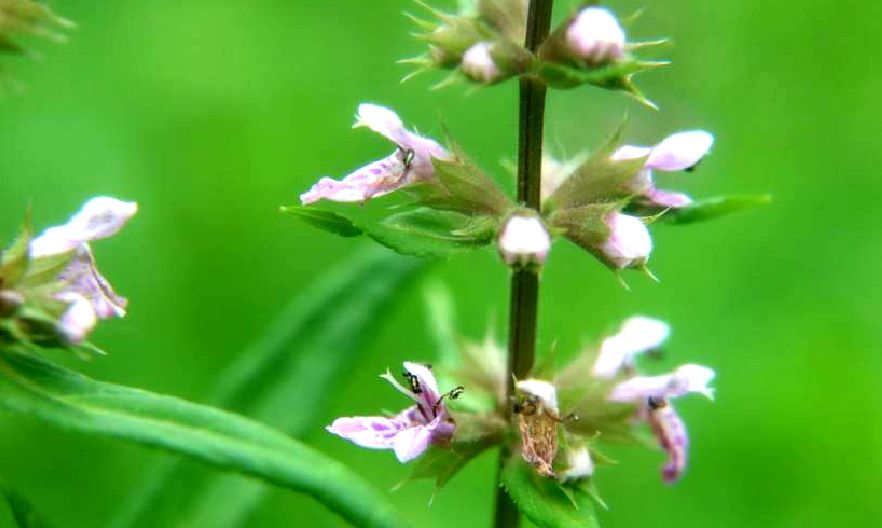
left=30, top=197, right=137, bottom=258
left=608, top=363, right=715, bottom=402
left=646, top=131, right=714, bottom=172
left=326, top=414, right=411, bottom=450
left=392, top=424, right=433, bottom=462
left=58, top=245, right=127, bottom=319
left=648, top=400, right=689, bottom=484
left=299, top=151, right=406, bottom=205
left=592, top=316, right=670, bottom=378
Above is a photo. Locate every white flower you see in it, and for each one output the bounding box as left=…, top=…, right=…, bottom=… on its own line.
left=612, top=131, right=715, bottom=208
left=461, top=42, right=502, bottom=84
left=28, top=197, right=137, bottom=345
left=560, top=444, right=594, bottom=481
left=498, top=213, right=552, bottom=267
left=599, top=213, right=652, bottom=268
left=516, top=378, right=559, bottom=415
left=30, top=197, right=138, bottom=257
left=565, top=7, right=626, bottom=64
left=608, top=363, right=716, bottom=403
left=592, top=316, right=671, bottom=378
left=300, top=104, right=449, bottom=205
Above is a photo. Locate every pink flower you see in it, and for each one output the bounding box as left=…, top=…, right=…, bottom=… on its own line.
left=326, top=362, right=458, bottom=462
left=592, top=316, right=670, bottom=378
left=461, top=42, right=502, bottom=84
left=608, top=363, right=715, bottom=403
left=612, top=130, right=715, bottom=208
left=599, top=212, right=652, bottom=269
left=300, top=104, right=450, bottom=205
left=565, top=7, right=626, bottom=64
left=29, top=197, right=137, bottom=345
left=497, top=213, right=552, bottom=268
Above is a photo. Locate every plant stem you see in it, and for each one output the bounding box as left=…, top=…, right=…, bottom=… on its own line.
left=494, top=1, right=554, bottom=527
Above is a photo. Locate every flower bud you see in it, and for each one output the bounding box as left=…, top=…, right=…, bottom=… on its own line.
left=565, top=7, right=626, bottom=64
left=461, top=42, right=503, bottom=84
left=498, top=212, right=552, bottom=268
left=599, top=213, right=652, bottom=269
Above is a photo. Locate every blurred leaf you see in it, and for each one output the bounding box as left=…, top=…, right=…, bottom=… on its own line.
left=280, top=206, right=363, bottom=237
left=363, top=209, right=497, bottom=258
left=660, top=195, right=772, bottom=225
left=0, top=478, right=53, bottom=528
left=0, top=218, right=32, bottom=287
left=116, top=248, right=424, bottom=528
left=501, top=457, right=599, bottom=528
left=0, top=349, right=408, bottom=528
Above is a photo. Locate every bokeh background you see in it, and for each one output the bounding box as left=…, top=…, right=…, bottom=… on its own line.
left=1, top=0, right=881, bottom=526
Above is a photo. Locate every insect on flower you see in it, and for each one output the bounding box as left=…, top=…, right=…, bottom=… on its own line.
left=514, top=379, right=562, bottom=477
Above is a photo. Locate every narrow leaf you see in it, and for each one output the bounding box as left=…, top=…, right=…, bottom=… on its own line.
left=501, top=457, right=599, bottom=528
left=660, top=195, right=771, bottom=225
left=0, top=479, right=53, bottom=528
left=280, top=206, right=363, bottom=237
left=0, top=217, right=32, bottom=287
left=115, top=248, right=424, bottom=528
left=0, top=349, right=408, bottom=528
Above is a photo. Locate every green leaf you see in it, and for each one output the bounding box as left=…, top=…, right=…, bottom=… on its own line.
left=406, top=438, right=493, bottom=495
left=0, top=478, right=53, bottom=528
left=501, top=457, right=599, bottom=528
left=422, top=155, right=513, bottom=216
left=0, top=349, right=408, bottom=528
left=660, top=195, right=772, bottom=225
left=545, top=125, right=646, bottom=212
left=363, top=209, right=497, bottom=259
left=114, top=248, right=424, bottom=528
left=280, top=206, right=363, bottom=237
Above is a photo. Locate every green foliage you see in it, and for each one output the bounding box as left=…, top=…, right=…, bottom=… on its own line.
left=660, top=195, right=772, bottom=225
left=0, top=349, right=408, bottom=528
left=364, top=209, right=498, bottom=258
left=423, top=155, right=513, bottom=215
left=117, top=248, right=424, bottom=528
left=0, top=218, right=32, bottom=287
left=279, top=207, right=362, bottom=237
left=405, top=439, right=494, bottom=496
left=0, top=478, right=53, bottom=528
left=501, top=457, right=599, bottom=528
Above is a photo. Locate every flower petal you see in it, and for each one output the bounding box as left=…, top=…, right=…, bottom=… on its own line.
left=30, top=197, right=137, bottom=257
left=608, top=363, right=716, bottom=402
left=58, top=245, right=127, bottom=319
left=599, top=213, right=652, bottom=269
left=645, top=188, right=693, bottom=209
left=560, top=444, right=595, bottom=481
left=299, top=152, right=407, bottom=205
left=646, top=131, right=714, bottom=172
left=392, top=424, right=433, bottom=462
left=56, top=292, right=98, bottom=345
left=326, top=415, right=411, bottom=450
left=498, top=213, right=551, bottom=267
left=592, top=316, right=670, bottom=378
left=565, top=7, right=627, bottom=64
left=648, top=401, right=689, bottom=484
left=516, top=378, right=559, bottom=415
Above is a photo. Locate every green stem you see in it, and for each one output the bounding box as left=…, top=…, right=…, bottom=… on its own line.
left=494, top=1, right=554, bottom=527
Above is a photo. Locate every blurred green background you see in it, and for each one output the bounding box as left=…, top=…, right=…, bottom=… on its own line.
left=2, top=0, right=881, bottom=526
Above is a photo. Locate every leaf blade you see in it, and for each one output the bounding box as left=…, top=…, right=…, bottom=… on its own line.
left=501, top=457, right=599, bottom=528
left=660, top=195, right=771, bottom=225
left=0, top=349, right=408, bottom=528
